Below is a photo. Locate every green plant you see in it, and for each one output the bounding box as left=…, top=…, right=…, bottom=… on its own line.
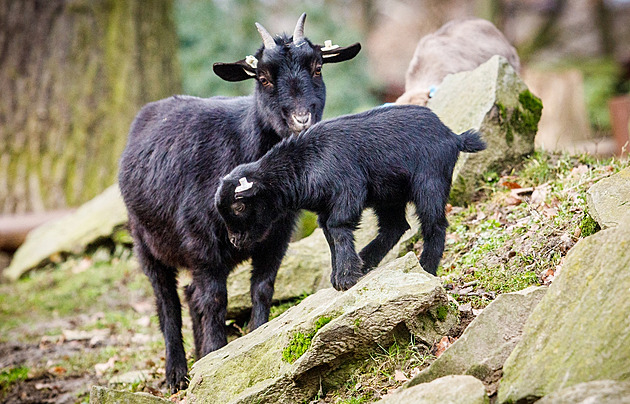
left=0, top=366, right=29, bottom=397
left=282, top=316, right=333, bottom=363
left=579, top=213, right=601, bottom=237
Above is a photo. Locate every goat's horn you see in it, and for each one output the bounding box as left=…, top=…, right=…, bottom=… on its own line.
left=292, top=13, right=306, bottom=45
left=255, top=22, right=277, bottom=50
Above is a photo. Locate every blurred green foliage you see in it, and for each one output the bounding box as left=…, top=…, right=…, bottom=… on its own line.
left=175, top=0, right=380, bottom=118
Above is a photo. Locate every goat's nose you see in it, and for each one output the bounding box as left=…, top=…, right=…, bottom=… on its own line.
left=292, top=112, right=311, bottom=128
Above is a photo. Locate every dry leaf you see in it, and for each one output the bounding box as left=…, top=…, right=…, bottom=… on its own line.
left=394, top=369, right=409, bottom=382
left=95, top=356, right=118, bottom=377
left=505, top=195, right=523, bottom=206
left=445, top=203, right=453, bottom=214
left=136, top=315, right=152, bottom=328
left=48, top=366, right=67, bottom=376
left=500, top=180, right=522, bottom=189
left=72, top=257, right=92, bottom=274
left=434, top=336, right=456, bottom=357
left=571, top=164, right=589, bottom=176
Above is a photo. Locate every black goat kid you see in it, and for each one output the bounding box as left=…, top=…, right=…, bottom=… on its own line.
left=118, top=14, right=360, bottom=392
left=216, top=105, right=486, bottom=290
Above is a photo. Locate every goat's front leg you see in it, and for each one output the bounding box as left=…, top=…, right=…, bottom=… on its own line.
left=318, top=214, right=337, bottom=273
left=249, top=219, right=293, bottom=330
left=136, top=243, right=188, bottom=393
left=326, top=223, right=363, bottom=291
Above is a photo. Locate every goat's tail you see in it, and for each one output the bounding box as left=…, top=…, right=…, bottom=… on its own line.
left=457, top=129, right=486, bottom=153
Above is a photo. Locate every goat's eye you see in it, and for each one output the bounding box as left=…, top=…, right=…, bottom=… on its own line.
left=313, top=65, right=322, bottom=76
left=231, top=201, right=246, bottom=215
left=258, top=76, right=272, bottom=87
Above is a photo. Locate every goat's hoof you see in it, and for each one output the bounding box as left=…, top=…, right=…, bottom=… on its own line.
left=166, top=366, right=189, bottom=393
left=333, top=273, right=361, bottom=291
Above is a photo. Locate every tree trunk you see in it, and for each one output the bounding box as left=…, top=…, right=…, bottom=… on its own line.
left=0, top=0, right=181, bottom=214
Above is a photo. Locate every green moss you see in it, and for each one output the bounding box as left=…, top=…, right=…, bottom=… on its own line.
left=515, top=90, right=543, bottom=136
left=435, top=305, right=449, bottom=322
left=495, top=91, right=542, bottom=146
left=579, top=213, right=601, bottom=237
left=282, top=316, right=333, bottom=364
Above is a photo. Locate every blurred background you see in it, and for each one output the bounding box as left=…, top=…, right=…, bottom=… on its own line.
left=0, top=0, right=629, bottom=237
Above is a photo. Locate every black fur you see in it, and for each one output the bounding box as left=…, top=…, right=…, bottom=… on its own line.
left=216, top=105, right=486, bottom=290
left=118, top=16, right=360, bottom=392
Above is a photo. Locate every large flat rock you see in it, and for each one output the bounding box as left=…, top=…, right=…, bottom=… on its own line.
left=3, top=185, right=127, bottom=281
left=407, top=286, right=546, bottom=392
left=498, top=216, right=630, bottom=403
left=187, top=253, right=456, bottom=404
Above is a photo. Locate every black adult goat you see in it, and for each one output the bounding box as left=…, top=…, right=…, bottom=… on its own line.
left=118, top=13, right=360, bottom=392
left=216, top=105, right=486, bottom=290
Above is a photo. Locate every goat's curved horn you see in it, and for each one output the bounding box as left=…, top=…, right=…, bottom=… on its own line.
left=292, top=13, right=307, bottom=45
left=255, top=22, right=277, bottom=50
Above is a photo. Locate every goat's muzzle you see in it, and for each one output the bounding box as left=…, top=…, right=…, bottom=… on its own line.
left=228, top=232, right=248, bottom=249
left=290, top=112, right=312, bottom=133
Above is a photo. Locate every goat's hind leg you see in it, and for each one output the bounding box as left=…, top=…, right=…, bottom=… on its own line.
left=135, top=241, right=188, bottom=392
left=184, top=283, right=203, bottom=359
left=359, top=206, right=410, bottom=272
left=189, top=267, right=229, bottom=356
left=414, top=181, right=449, bottom=275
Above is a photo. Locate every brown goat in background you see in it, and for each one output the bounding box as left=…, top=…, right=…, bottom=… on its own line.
left=396, top=18, right=520, bottom=106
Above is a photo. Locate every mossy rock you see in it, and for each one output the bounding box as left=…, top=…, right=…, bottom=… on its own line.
left=187, top=253, right=456, bottom=404
left=407, top=286, right=547, bottom=390
left=226, top=208, right=419, bottom=319
left=498, top=217, right=630, bottom=403
left=427, top=55, right=541, bottom=205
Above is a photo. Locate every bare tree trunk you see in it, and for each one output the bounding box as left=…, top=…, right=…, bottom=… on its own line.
left=0, top=0, right=180, bottom=214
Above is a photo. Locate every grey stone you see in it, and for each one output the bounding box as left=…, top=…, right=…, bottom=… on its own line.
left=498, top=218, right=630, bottom=403
left=379, top=375, right=488, bottom=404
left=537, top=380, right=630, bottom=404
left=4, top=185, right=128, bottom=281
left=108, top=369, right=152, bottom=385
left=586, top=167, right=630, bottom=229
left=187, top=253, right=456, bottom=404
left=427, top=55, right=541, bottom=205
left=89, top=386, right=169, bottom=404
left=408, top=286, right=546, bottom=392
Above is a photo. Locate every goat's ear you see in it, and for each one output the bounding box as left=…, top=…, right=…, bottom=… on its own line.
left=321, top=42, right=361, bottom=64
left=213, top=60, right=257, bottom=82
